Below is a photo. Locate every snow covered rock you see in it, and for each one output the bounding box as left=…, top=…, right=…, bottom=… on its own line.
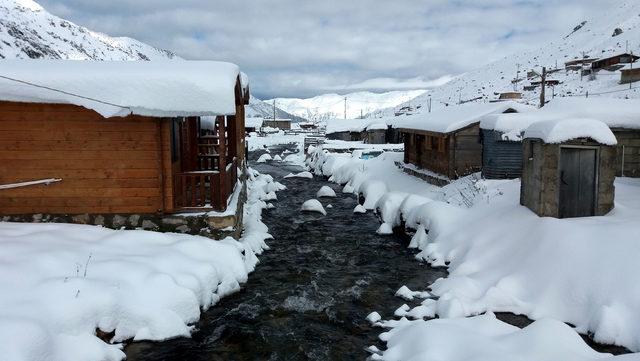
left=366, top=311, right=382, bottom=325
left=284, top=171, right=313, bottom=179
left=353, top=205, right=367, bottom=214
left=301, top=199, right=327, bottom=215
left=316, top=186, right=337, bottom=198
left=395, top=285, right=431, bottom=301
left=273, top=154, right=282, bottom=161
left=257, top=154, right=272, bottom=163
left=376, top=223, right=393, bottom=235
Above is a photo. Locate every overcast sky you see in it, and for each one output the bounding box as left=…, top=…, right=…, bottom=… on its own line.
left=40, top=0, right=607, bottom=99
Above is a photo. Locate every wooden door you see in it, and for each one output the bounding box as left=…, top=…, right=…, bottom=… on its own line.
left=415, top=135, right=425, bottom=167
left=559, top=147, right=597, bottom=218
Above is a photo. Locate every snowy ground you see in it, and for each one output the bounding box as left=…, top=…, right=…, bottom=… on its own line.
left=307, top=145, right=640, bottom=358
left=0, top=169, right=282, bottom=361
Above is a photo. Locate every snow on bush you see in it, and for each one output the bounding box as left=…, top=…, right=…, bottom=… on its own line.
left=0, top=168, right=280, bottom=361
left=374, top=313, right=636, bottom=361
left=300, top=199, right=327, bottom=215
left=316, top=186, right=336, bottom=198
left=256, top=153, right=272, bottom=163
left=284, top=171, right=313, bottom=179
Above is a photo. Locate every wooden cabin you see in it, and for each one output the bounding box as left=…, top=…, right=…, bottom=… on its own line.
left=0, top=60, right=249, bottom=218
left=398, top=102, right=531, bottom=184
left=564, top=58, right=597, bottom=72
left=520, top=119, right=616, bottom=218
left=262, top=119, right=292, bottom=130
left=591, top=53, right=639, bottom=72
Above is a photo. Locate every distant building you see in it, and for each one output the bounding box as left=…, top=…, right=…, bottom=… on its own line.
left=564, top=58, right=598, bottom=71
left=620, top=67, right=640, bottom=84
left=245, top=117, right=263, bottom=133
left=590, top=53, right=639, bottom=72
left=262, top=119, right=292, bottom=130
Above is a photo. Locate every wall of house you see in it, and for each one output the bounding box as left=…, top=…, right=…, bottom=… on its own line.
left=263, top=120, right=291, bottom=130
left=403, top=131, right=450, bottom=177
left=0, top=101, right=169, bottom=215
left=613, top=128, right=640, bottom=177
left=364, top=129, right=386, bottom=144
left=620, top=68, right=640, bottom=84
left=481, top=129, right=523, bottom=179
left=450, top=124, right=482, bottom=179
left=520, top=139, right=616, bottom=218
left=327, top=131, right=351, bottom=141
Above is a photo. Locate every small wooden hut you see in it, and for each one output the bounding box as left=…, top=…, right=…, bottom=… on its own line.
left=398, top=102, right=532, bottom=184
left=520, top=118, right=617, bottom=218
left=0, top=60, right=249, bottom=218
left=591, top=53, right=639, bottom=72
left=620, top=67, right=640, bottom=84
left=262, top=119, right=291, bottom=130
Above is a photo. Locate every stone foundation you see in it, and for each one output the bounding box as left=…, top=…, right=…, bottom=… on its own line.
left=1, top=177, right=248, bottom=240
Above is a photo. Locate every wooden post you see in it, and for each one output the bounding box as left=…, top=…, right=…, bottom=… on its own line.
left=539, top=67, right=547, bottom=108
left=217, top=115, right=227, bottom=208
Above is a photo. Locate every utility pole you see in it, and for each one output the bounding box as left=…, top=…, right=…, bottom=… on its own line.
left=272, top=99, right=276, bottom=120
left=428, top=96, right=432, bottom=113
left=360, top=109, right=363, bottom=119
left=515, top=63, right=521, bottom=91
left=344, top=97, right=347, bottom=119
left=539, top=67, right=547, bottom=108
left=458, top=88, right=462, bottom=105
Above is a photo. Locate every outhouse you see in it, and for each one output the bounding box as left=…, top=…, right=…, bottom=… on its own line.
left=520, top=118, right=617, bottom=218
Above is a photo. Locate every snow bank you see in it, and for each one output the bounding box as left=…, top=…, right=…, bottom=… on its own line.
left=300, top=199, right=327, bottom=215
left=524, top=117, right=617, bottom=145
left=375, top=313, right=637, bottom=361
left=316, top=186, right=336, bottom=198
left=0, top=168, right=281, bottom=361
left=0, top=60, right=242, bottom=118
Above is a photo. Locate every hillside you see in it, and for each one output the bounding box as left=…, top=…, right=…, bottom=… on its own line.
left=245, top=95, right=307, bottom=122
left=269, top=90, right=426, bottom=121
left=377, top=1, right=640, bottom=117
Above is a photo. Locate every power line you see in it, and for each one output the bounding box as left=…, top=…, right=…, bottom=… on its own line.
left=0, top=74, right=132, bottom=112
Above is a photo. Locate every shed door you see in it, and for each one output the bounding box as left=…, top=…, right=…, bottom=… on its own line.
left=559, top=147, right=597, bottom=218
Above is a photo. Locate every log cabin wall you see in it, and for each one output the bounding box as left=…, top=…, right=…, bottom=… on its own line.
left=0, top=101, right=169, bottom=215
left=449, top=123, right=482, bottom=179
left=402, top=131, right=450, bottom=177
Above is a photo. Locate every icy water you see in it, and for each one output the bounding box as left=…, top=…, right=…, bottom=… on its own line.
left=125, top=144, right=447, bottom=360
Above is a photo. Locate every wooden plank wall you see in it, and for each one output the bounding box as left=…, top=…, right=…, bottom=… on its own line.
left=403, top=131, right=450, bottom=177
left=450, top=123, right=482, bottom=178
left=0, top=102, right=165, bottom=215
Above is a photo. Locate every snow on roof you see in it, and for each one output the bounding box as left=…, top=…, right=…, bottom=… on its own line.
left=395, top=101, right=534, bottom=134
left=481, top=97, right=640, bottom=136
left=325, top=118, right=370, bottom=134
left=245, top=117, right=263, bottom=128
left=524, top=118, right=617, bottom=145
left=365, top=122, right=388, bottom=131
left=0, top=60, right=243, bottom=118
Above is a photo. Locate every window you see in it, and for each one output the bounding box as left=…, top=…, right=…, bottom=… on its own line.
left=170, top=118, right=182, bottom=162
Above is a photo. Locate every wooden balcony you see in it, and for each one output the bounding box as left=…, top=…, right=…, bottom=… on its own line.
left=173, top=158, right=238, bottom=212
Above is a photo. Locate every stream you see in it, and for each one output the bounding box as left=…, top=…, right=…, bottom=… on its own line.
left=125, top=144, right=447, bottom=360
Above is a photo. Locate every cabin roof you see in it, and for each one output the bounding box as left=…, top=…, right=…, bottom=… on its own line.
left=481, top=98, right=640, bottom=137
left=524, top=118, right=617, bottom=145
left=395, top=101, right=533, bottom=134
left=0, top=60, right=244, bottom=118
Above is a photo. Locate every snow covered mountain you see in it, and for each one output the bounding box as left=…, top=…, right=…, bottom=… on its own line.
left=268, top=90, right=427, bottom=121
left=245, top=95, right=306, bottom=122
left=0, top=0, right=177, bottom=60
left=378, top=1, right=640, bottom=117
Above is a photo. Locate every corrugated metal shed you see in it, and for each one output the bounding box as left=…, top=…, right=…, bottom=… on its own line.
left=481, top=129, right=523, bottom=179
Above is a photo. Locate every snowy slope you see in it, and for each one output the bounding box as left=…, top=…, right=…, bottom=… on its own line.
left=0, top=0, right=177, bottom=60
left=245, top=95, right=307, bottom=122
left=269, top=90, right=427, bottom=121
left=379, top=1, right=640, bottom=116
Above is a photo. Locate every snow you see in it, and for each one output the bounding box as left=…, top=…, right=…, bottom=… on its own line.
left=393, top=101, right=534, bottom=134
left=0, top=60, right=242, bottom=118
left=272, top=154, right=282, bottom=161
left=353, top=205, right=367, bottom=213
left=374, top=313, right=640, bottom=361
left=245, top=117, right=264, bottom=129
left=366, top=311, right=382, bottom=324
left=316, top=186, right=336, bottom=198
left=268, top=90, right=426, bottom=121
left=284, top=171, right=313, bottom=179
left=300, top=199, right=327, bottom=215
left=256, top=154, right=272, bottom=163
left=0, top=167, right=281, bottom=361
left=395, top=285, right=430, bottom=301
left=524, top=117, right=618, bottom=145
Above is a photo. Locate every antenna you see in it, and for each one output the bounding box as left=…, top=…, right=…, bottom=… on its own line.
left=344, top=96, right=347, bottom=119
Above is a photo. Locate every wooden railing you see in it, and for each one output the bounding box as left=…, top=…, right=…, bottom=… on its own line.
left=174, top=171, right=224, bottom=211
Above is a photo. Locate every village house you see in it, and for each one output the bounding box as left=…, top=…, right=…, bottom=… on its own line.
left=520, top=118, right=617, bottom=218
left=0, top=60, right=250, bottom=236
left=262, top=118, right=292, bottom=130
left=590, top=53, right=639, bottom=72
left=620, top=66, right=640, bottom=84
left=564, top=57, right=597, bottom=72
left=396, top=102, right=533, bottom=185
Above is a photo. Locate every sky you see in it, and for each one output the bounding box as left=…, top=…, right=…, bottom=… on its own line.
left=39, top=0, right=609, bottom=99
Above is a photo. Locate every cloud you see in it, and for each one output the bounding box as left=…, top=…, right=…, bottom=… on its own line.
left=37, top=0, right=611, bottom=98
left=327, top=75, right=455, bottom=92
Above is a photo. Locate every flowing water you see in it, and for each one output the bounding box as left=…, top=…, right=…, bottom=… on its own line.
left=125, top=144, right=447, bottom=360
